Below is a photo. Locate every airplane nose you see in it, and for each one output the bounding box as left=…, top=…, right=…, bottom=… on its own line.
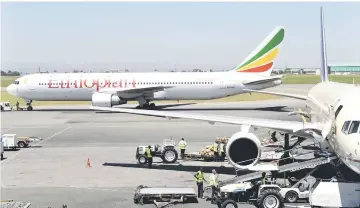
left=6, top=84, right=17, bottom=96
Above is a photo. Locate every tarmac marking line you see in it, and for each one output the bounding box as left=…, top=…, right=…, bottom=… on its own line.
left=1, top=126, right=72, bottom=165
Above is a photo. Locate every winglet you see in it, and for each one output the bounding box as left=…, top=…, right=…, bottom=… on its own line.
left=320, top=7, right=329, bottom=82
left=233, top=26, right=285, bottom=76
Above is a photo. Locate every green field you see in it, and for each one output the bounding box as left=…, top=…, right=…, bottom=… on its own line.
left=1, top=76, right=19, bottom=87
left=282, top=74, right=360, bottom=84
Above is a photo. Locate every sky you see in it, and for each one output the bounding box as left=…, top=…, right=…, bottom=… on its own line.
left=1, top=1, right=360, bottom=72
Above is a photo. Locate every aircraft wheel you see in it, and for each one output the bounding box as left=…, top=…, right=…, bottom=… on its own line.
left=149, top=103, right=156, bottom=109
left=18, top=141, right=27, bottom=148
left=257, top=189, right=284, bottom=208
left=220, top=199, right=238, bottom=208
left=137, top=155, right=148, bottom=164
left=27, top=106, right=33, bottom=111
left=162, top=149, right=178, bottom=163
left=285, top=190, right=298, bottom=203
left=142, top=104, right=150, bottom=109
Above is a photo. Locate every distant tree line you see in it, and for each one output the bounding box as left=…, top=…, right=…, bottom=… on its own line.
left=1, top=70, right=21, bottom=76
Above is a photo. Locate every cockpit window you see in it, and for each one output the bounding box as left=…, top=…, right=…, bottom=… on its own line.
left=342, top=121, right=351, bottom=134
left=348, top=121, right=360, bottom=134
left=13, top=80, right=20, bottom=85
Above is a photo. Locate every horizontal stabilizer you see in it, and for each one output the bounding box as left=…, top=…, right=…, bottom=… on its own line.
left=243, top=75, right=283, bottom=85
left=243, top=89, right=307, bottom=100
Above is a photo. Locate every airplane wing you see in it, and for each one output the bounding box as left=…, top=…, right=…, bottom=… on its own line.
left=99, top=86, right=174, bottom=96
left=89, top=106, right=320, bottom=139
left=243, top=89, right=307, bottom=100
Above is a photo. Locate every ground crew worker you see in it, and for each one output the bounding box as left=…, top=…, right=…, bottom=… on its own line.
left=194, top=167, right=206, bottom=198
left=209, top=169, right=219, bottom=204
left=219, top=142, right=225, bottom=161
left=212, top=141, right=219, bottom=162
left=270, top=131, right=279, bottom=143
left=146, top=145, right=153, bottom=168
left=261, top=172, right=268, bottom=184
left=178, top=138, right=187, bottom=159
left=270, top=170, right=278, bottom=184
left=16, top=101, right=19, bottom=111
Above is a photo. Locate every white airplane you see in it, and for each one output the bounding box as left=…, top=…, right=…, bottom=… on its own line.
left=7, top=27, right=285, bottom=110
left=89, top=8, right=360, bottom=176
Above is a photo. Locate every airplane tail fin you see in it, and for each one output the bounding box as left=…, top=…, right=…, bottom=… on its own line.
left=231, top=26, right=285, bottom=76
left=320, top=7, right=329, bottom=82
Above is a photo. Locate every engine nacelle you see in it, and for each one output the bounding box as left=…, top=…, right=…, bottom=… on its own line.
left=92, top=92, right=127, bottom=107
left=225, top=131, right=262, bottom=170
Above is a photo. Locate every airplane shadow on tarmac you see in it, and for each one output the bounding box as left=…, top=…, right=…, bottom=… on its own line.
left=102, top=160, right=360, bottom=182
left=30, top=103, right=291, bottom=113
left=96, top=105, right=291, bottom=114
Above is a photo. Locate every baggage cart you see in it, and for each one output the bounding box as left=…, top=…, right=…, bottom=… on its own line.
left=133, top=185, right=198, bottom=208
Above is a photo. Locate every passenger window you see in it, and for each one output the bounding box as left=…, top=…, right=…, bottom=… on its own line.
left=348, top=121, right=360, bottom=134
left=342, top=121, right=351, bottom=134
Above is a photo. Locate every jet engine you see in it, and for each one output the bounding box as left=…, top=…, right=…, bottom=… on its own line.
left=92, top=92, right=127, bottom=107
left=225, top=131, right=262, bottom=170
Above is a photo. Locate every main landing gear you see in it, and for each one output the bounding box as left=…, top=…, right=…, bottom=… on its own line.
left=136, top=97, right=157, bottom=110
left=136, top=103, right=156, bottom=110
left=26, top=100, right=33, bottom=111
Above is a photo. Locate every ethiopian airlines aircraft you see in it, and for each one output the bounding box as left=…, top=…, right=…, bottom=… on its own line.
left=7, top=27, right=285, bottom=110
left=90, top=8, right=360, bottom=177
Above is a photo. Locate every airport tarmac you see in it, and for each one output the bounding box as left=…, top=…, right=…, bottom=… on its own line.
left=0, top=85, right=309, bottom=208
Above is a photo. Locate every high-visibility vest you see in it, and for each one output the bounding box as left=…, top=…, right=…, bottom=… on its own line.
left=179, top=141, right=186, bottom=149
left=146, top=147, right=152, bottom=158
left=209, top=173, right=218, bottom=186
left=195, top=171, right=204, bottom=183
left=212, top=143, right=218, bottom=152
left=261, top=177, right=267, bottom=184
left=219, top=143, right=224, bottom=153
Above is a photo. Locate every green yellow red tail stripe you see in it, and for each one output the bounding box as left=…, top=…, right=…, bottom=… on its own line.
left=235, top=27, right=285, bottom=73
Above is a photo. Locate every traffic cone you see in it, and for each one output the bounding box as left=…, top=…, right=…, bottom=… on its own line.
left=86, top=158, right=91, bottom=168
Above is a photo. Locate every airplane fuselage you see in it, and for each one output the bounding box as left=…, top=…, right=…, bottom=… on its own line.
left=7, top=72, right=281, bottom=101
left=305, top=81, right=360, bottom=175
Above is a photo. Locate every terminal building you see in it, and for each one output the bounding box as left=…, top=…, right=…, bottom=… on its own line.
left=328, top=63, right=360, bottom=75
left=276, top=62, right=360, bottom=75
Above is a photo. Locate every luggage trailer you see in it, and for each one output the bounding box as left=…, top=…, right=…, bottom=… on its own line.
left=133, top=185, right=198, bottom=208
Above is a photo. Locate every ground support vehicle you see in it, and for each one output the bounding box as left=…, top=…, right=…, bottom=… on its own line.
left=309, top=180, right=360, bottom=207
left=1, top=134, right=19, bottom=150
left=133, top=185, right=198, bottom=208
left=136, top=139, right=178, bottom=164
left=212, top=182, right=285, bottom=208
left=183, top=152, right=226, bottom=162
left=0, top=102, right=12, bottom=111
left=16, top=137, right=32, bottom=148
left=0, top=201, right=31, bottom=208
